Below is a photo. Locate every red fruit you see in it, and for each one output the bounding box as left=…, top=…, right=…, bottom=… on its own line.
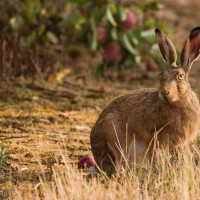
left=120, top=11, right=137, bottom=31
left=96, top=27, right=107, bottom=43
left=78, top=155, right=95, bottom=169
left=103, top=42, right=122, bottom=62
left=146, top=58, right=160, bottom=72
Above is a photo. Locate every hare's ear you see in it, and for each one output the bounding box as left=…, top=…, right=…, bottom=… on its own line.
left=180, top=27, right=200, bottom=75
left=155, top=28, right=177, bottom=68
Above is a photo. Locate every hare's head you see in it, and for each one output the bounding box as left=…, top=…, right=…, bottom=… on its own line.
left=155, top=27, right=200, bottom=103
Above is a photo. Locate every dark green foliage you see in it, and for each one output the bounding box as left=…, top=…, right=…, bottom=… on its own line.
left=0, top=143, right=10, bottom=167
left=0, top=0, right=167, bottom=77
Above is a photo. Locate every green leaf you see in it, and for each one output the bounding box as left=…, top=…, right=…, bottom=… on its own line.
left=127, top=30, right=139, bottom=45
left=146, top=2, right=164, bottom=10
left=135, top=1, right=164, bottom=11
left=46, top=31, right=58, bottom=44
left=141, top=29, right=156, bottom=43
left=71, top=0, right=89, bottom=5
left=90, top=16, right=97, bottom=51
left=95, top=63, right=106, bottom=77
left=118, top=5, right=126, bottom=21
left=91, top=31, right=97, bottom=51
left=130, top=37, right=139, bottom=46
left=0, top=143, right=10, bottom=167
left=110, top=28, right=118, bottom=41
left=132, top=28, right=143, bottom=42
left=141, top=29, right=155, bottom=38
left=106, top=6, right=117, bottom=27
left=59, top=14, right=83, bottom=29
left=121, top=33, right=137, bottom=55
left=38, top=24, right=46, bottom=36
left=144, top=17, right=156, bottom=29
left=22, top=0, right=41, bottom=24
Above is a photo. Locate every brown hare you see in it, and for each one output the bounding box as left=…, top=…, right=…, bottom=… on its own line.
left=90, top=27, right=200, bottom=176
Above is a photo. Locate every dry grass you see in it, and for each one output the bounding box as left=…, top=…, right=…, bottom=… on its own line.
left=1, top=80, right=200, bottom=200
left=9, top=144, right=200, bottom=200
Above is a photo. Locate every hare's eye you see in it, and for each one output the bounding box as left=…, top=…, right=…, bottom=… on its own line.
left=178, top=74, right=184, bottom=80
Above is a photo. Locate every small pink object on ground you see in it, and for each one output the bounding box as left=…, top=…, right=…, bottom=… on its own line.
left=78, top=154, right=95, bottom=169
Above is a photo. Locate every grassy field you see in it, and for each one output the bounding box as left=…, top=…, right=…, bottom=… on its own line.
left=0, top=78, right=116, bottom=199
left=0, top=75, right=200, bottom=200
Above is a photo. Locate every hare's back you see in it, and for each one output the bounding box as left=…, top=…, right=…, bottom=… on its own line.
left=98, top=88, right=159, bottom=119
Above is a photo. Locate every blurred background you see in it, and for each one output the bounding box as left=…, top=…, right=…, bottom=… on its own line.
left=0, top=0, right=199, bottom=86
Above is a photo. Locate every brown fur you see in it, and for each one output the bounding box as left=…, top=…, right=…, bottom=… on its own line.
left=90, top=28, right=200, bottom=176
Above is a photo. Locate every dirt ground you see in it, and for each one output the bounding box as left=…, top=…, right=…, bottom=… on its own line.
left=1, top=1, right=200, bottom=199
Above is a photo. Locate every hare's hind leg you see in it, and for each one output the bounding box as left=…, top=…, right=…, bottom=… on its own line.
left=101, top=114, right=123, bottom=175
left=100, top=143, right=120, bottom=176
left=91, top=140, right=119, bottom=176
left=91, top=114, right=123, bottom=176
